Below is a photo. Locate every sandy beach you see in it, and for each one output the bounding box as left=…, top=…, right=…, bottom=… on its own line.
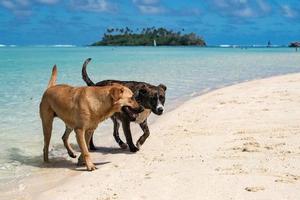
left=5, top=73, right=300, bottom=200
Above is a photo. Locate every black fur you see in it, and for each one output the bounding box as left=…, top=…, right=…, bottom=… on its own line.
left=82, top=58, right=167, bottom=152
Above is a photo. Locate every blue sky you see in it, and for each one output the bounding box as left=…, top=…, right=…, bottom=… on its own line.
left=0, top=0, right=299, bottom=45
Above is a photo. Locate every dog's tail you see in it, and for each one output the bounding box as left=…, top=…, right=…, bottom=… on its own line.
left=82, top=58, right=95, bottom=86
left=47, top=65, right=57, bottom=88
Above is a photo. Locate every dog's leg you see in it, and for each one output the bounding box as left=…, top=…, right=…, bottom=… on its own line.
left=112, top=116, right=127, bottom=149
left=89, top=132, right=97, bottom=151
left=75, top=128, right=97, bottom=171
left=85, top=130, right=94, bottom=150
left=40, top=107, right=54, bottom=162
left=136, top=120, right=150, bottom=149
left=121, top=119, right=139, bottom=152
left=62, top=126, right=76, bottom=158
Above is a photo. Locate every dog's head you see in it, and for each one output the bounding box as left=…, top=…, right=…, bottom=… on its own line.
left=136, top=84, right=167, bottom=115
left=110, top=84, right=144, bottom=118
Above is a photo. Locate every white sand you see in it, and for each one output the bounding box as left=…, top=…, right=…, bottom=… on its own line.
left=7, top=73, right=300, bottom=200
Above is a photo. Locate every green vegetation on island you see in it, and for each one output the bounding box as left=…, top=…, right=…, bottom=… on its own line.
left=91, top=27, right=206, bottom=46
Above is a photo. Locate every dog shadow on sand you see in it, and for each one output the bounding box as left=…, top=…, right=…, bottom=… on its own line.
left=6, top=143, right=133, bottom=171
left=92, top=146, right=134, bottom=155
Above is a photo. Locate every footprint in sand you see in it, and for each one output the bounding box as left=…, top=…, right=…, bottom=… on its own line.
left=215, top=164, right=248, bottom=175
left=231, top=142, right=260, bottom=153
left=240, top=137, right=255, bottom=141
left=275, top=173, right=300, bottom=184
left=234, top=130, right=246, bottom=135
left=245, top=186, right=265, bottom=192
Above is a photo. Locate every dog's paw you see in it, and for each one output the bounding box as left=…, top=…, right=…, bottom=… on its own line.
left=68, top=151, right=77, bottom=158
left=129, top=146, right=139, bottom=153
left=86, top=163, right=97, bottom=171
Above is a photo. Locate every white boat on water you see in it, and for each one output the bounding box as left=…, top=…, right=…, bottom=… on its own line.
left=153, top=39, right=157, bottom=46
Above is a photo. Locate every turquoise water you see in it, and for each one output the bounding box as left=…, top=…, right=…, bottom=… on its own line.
left=1, top=46, right=300, bottom=187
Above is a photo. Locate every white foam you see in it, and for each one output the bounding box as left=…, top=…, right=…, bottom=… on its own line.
left=252, top=44, right=265, bottom=47
left=190, top=92, right=198, bottom=97
left=219, top=44, right=231, bottom=48
left=51, top=44, right=76, bottom=47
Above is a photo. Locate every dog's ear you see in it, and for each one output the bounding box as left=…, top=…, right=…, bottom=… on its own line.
left=158, top=84, right=167, bottom=91
left=110, top=87, right=124, bottom=101
left=138, top=85, right=148, bottom=97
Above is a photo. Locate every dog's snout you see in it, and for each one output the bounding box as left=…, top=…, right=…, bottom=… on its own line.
left=157, top=107, right=164, bottom=114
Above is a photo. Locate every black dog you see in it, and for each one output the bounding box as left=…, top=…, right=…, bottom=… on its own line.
left=82, top=58, right=167, bottom=152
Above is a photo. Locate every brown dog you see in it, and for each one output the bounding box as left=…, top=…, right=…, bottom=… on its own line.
left=39, top=65, right=142, bottom=171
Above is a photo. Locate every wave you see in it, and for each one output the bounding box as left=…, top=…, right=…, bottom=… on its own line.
left=26, top=45, right=77, bottom=48
left=0, top=44, right=18, bottom=47
left=51, top=44, right=76, bottom=47
left=219, top=44, right=231, bottom=48
left=217, top=44, right=287, bottom=48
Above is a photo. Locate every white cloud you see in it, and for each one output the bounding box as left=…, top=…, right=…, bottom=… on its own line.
left=234, top=7, right=254, bottom=17
left=0, top=1, right=16, bottom=9
left=36, top=0, right=59, bottom=4
left=0, top=0, right=60, bottom=16
left=213, top=0, right=229, bottom=8
left=257, top=0, right=271, bottom=13
left=70, top=0, right=116, bottom=12
left=133, top=0, right=159, bottom=5
left=1, top=0, right=115, bottom=15
left=137, top=4, right=165, bottom=14
left=133, top=0, right=165, bottom=14
left=212, top=0, right=272, bottom=18
left=281, top=5, right=297, bottom=18
left=0, top=0, right=30, bottom=16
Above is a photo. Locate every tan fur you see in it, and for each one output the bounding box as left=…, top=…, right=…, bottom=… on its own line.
left=47, top=65, right=57, bottom=88
left=135, top=109, right=151, bottom=124
left=39, top=65, right=140, bottom=171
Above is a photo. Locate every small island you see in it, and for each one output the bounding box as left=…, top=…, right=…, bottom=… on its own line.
left=289, top=42, right=300, bottom=47
left=91, top=27, right=206, bottom=46
left=289, top=41, right=300, bottom=51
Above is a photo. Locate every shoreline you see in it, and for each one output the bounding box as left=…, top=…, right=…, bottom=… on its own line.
left=167, top=71, right=300, bottom=113
left=2, top=72, right=300, bottom=200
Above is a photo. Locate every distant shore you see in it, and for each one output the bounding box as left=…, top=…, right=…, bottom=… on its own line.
left=0, top=44, right=294, bottom=48
left=91, top=27, right=206, bottom=46
left=2, top=73, right=300, bottom=200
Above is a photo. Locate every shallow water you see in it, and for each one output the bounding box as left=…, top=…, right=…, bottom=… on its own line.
left=1, top=46, right=300, bottom=187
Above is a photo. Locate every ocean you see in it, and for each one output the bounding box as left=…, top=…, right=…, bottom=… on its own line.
left=1, top=46, right=300, bottom=190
